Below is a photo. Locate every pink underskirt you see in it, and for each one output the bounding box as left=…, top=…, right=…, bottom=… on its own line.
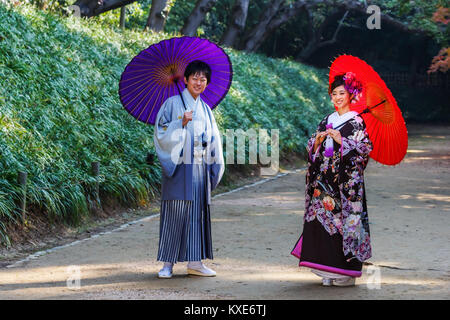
left=299, top=261, right=362, bottom=278
left=291, top=235, right=362, bottom=278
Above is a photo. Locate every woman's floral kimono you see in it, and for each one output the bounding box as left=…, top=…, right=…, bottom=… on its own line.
left=292, top=112, right=373, bottom=277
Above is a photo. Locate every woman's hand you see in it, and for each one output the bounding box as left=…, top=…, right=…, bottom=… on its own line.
left=313, top=131, right=327, bottom=152
left=326, top=128, right=342, bottom=145
left=182, top=111, right=193, bottom=127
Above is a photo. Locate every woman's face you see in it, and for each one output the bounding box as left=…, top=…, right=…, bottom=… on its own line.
left=184, top=72, right=208, bottom=99
left=331, top=85, right=352, bottom=110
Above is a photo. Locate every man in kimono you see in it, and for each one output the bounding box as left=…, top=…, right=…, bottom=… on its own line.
left=153, top=60, right=224, bottom=279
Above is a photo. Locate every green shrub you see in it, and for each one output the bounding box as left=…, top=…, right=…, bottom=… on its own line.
left=0, top=3, right=331, bottom=246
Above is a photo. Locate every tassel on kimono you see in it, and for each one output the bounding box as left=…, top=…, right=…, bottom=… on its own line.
left=324, top=123, right=334, bottom=158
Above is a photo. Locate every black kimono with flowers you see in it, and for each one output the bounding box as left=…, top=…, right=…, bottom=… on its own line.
left=293, top=113, right=373, bottom=275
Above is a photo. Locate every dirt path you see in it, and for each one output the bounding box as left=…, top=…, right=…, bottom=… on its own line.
left=0, top=124, right=449, bottom=300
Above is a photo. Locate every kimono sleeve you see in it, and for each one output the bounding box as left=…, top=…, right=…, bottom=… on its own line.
left=306, top=116, right=328, bottom=162
left=339, top=117, right=373, bottom=262
left=204, top=107, right=225, bottom=190
left=340, top=117, right=373, bottom=166
left=153, top=98, right=186, bottom=178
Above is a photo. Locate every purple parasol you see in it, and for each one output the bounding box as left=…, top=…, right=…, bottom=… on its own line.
left=119, top=36, right=233, bottom=125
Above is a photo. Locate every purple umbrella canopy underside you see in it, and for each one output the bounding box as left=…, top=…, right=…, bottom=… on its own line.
left=119, top=36, right=233, bottom=125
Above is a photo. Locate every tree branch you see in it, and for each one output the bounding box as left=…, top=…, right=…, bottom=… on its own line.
left=220, top=0, right=250, bottom=48
left=180, top=0, right=217, bottom=36
left=71, top=0, right=138, bottom=18
left=334, top=0, right=426, bottom=34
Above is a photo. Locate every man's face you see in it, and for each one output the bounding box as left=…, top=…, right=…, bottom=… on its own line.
left=184, top=72, right=208, bottom=98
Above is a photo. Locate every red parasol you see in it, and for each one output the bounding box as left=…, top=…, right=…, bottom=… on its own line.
left=329, top=54, right=408, bottom=166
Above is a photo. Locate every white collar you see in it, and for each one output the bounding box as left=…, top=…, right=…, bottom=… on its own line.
left=328, top=110, right=357, bottom=128
left=182, top=88, right=200, bottom=110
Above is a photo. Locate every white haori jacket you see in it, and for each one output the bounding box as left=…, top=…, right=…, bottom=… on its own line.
left=154, top=89, right=225, bottom=204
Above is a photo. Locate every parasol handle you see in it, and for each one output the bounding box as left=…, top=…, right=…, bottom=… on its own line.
left=174, top=79, right=187, bottom=111
left=332, top=100, right=387, bottom=131
left=360, top=99, right=386, bottom=115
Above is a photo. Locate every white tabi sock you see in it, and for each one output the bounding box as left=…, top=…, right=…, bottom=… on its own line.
left=163, top=262, right=173, bottom=270
left=187, top=261, right=203, bottom=269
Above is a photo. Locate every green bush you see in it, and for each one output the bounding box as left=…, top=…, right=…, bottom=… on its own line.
left=0, top=3, right=331, bottom=246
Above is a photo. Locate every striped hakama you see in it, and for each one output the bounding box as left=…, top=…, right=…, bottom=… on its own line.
left=157, top=161, right=213, bottom=263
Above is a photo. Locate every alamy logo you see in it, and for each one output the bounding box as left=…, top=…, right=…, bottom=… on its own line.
left=366, top=265, right=381, bottom=289
left=66, top=265, right=81, bottom=290
left=68, top=5, right=81, bottom=18
left=168, top=128, right=280, bottom=175
left=225, top=129, right=279, bottom=176
left=367, top=5, right=381, bottom=30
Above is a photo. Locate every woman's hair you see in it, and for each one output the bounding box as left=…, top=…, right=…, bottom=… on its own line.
left=328, top=72, right=363, bottom=103
left=184, top=60, right=212, bottom=84
left=328, top=74, right=346, bottom=95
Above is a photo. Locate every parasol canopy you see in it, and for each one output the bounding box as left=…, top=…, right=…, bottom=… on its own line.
left=329, top=54, right=408, bottom=166
left=119, top=36, right=233, bottom=125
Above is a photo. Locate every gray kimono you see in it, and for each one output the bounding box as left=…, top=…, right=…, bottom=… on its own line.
left=153, top=89, right=225, bottom=204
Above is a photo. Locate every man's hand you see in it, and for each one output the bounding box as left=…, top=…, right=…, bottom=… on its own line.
left=182, top=111, right=193, bottom=127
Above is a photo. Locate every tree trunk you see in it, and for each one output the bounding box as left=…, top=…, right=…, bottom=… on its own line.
left=241, top=0, right=327, bottom=52
left=145, top=0, right=172, bottom=32
left=296, top=4, right=318, bottom=61
left=71, top=0, right=138, bottom=18
left=240, top=0, right=285, bottom=52
left=120, top=6, right=126, bottom=28
left=220, top=0, right=250, bottom=48
left=297, top=8, right=348, bottom=62
left=180, top=0, right=217, bottom=36
left=254, top=1, right=310, bottom=51
left=408, top=36, right=427, bottom=86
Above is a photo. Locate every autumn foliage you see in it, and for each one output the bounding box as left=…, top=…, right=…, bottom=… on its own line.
left=432, top=6, right=449, bottom=25
left=428, top=47, right=450, bottom=73
left=428, top=6, right=449, bottom=74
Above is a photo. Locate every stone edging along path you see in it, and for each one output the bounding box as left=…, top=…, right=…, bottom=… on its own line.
left=5, top=168, right=306, bottom=269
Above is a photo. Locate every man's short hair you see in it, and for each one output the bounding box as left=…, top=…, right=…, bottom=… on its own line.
left=184, top=60, right=212, bottom=84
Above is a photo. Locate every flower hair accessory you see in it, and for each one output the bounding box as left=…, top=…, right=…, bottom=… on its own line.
left=343, top=72, right=363, bottom=103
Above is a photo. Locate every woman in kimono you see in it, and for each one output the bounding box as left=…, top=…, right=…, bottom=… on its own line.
left=292, top=72, right=373, bottom=286
left=153, top=60, right=224, bottom=278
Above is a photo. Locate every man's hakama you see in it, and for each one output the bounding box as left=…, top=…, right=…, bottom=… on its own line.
left=157, top=162, right=213, bottom=263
